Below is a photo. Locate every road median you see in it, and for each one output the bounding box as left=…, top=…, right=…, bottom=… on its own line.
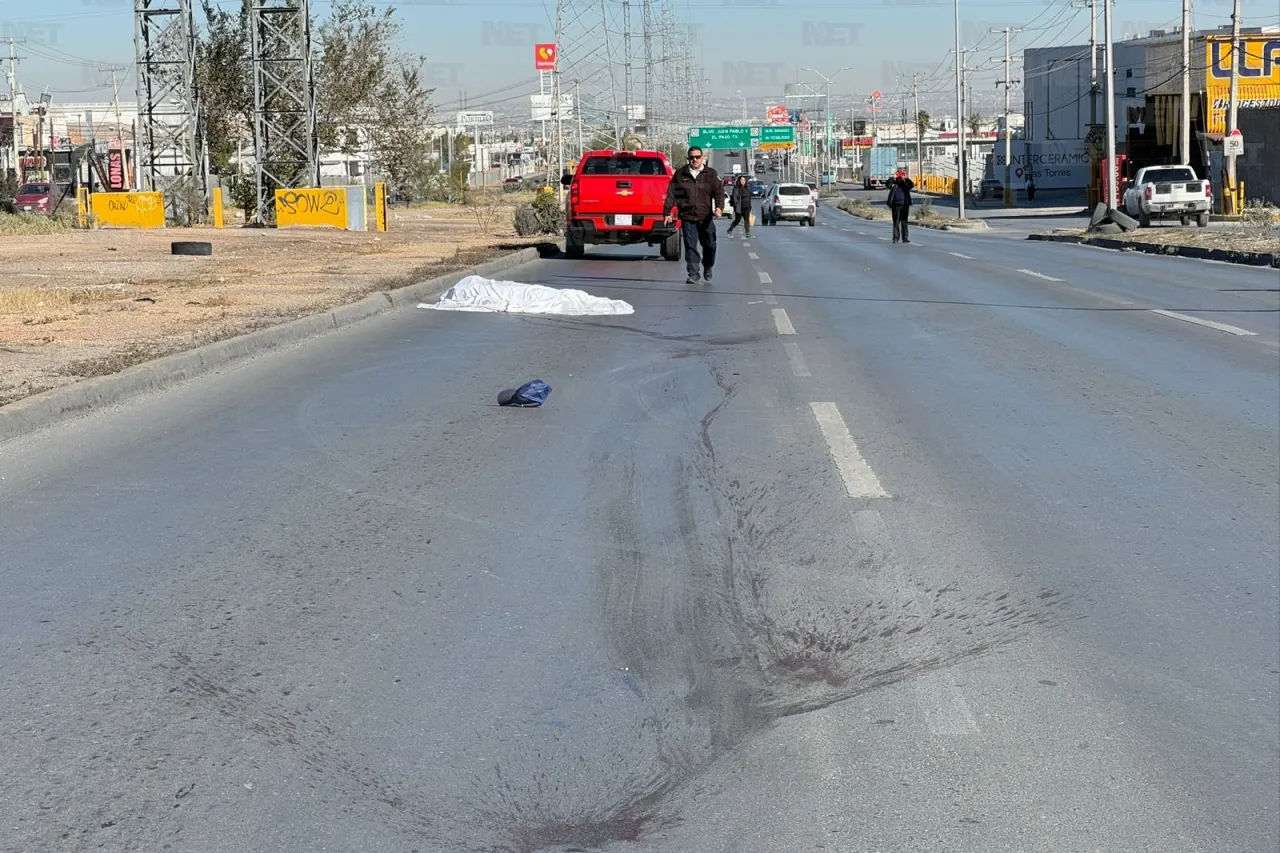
left=1028, top=230, right=1278, bottom=268
left=0, top=243, right=546, bottom=443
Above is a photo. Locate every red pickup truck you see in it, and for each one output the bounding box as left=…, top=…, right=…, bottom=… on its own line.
left=560, top=149, right=682, bottom=261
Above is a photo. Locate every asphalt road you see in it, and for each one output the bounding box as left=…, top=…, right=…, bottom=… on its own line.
left=2, top=208, right=1277, bottom=853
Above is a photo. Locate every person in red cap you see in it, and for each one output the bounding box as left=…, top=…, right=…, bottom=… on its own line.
left=886, top=170, right=915, bottom=243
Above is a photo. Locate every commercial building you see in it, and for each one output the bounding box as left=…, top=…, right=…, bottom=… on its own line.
left=1018, top=25, right=1280, bottom=202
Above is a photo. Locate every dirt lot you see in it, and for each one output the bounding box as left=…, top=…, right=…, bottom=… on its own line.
left=1042, top=219, right=1280, bottom=255
left=0, top=200, right=550, bottom=407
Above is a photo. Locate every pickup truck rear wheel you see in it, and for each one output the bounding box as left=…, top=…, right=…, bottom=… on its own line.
left=660, top=232, right=682, bottom=261
left=1180, top=215, right=1190, bottom=226
left=1138, top=211, right=1151, bottom=228
left=565, top=231, right=585, bottom=259
left=1196, top=213, right=1209, bottom=228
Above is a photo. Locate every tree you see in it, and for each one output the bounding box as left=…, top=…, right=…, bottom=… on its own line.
left=915, top=110, right=931, bottom=139
left=967, top=113, right=983, bottom=135
left=195, top=0, right=252, bottom=176
left=313, top=0, right=399, bottom=154
left=366, top=60, right=437, bottom=200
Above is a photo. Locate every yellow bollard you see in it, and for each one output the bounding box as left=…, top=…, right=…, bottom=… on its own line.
left=76, top=187, right=90, bottom=228
left=374, top=182, right=387, bottom=232
left=211, top=187, right=225, bottom=228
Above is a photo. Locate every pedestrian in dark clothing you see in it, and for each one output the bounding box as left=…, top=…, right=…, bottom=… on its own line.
left=663, top=146, right=725, bottom=284
left=727, top=175, right=753, bottom=237
left=887, top=170, right=914, bottom=243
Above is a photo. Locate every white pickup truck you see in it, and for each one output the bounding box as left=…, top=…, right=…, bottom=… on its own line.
left=1122, top=165, right=1212, bottom=228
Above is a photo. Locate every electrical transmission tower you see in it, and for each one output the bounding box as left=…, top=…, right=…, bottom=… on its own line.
left=133, top=0, right=207, bottom=224
left=248, top=0, right=318, bottom=225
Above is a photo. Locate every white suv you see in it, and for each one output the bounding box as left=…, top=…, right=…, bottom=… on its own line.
left=763, top=183, right=817, bottom=226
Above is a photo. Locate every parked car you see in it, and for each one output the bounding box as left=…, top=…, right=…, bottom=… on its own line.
left=977, top=178, right=1003, bottom=200
left=13, top=182, right=54, bottom=215
left=561, top=149, right=682, bottom=260
left=762, top=182, right=817, bottom=226
left=1122, top=165, right=1211, bottom=227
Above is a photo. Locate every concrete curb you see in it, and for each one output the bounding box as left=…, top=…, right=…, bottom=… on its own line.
left=1027, top=232, right=1278, bottom=268
left=0, top=246, right=544, bottom=443
left=911, top=218, right=990, bottom=232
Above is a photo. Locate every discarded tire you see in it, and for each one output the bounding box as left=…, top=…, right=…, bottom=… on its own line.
left=171, top=241, right=213, bottom=256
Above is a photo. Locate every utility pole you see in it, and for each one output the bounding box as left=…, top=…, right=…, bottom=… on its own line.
left=1103, top=0, right=1117, bottom=211
left=1180, top=0, right=1190, bottom=167
left=992, top=26, right=1024, bottom=206
left=1225, top=0, right=1241, bottom=213
left=913, top=74, right=922, bottom=180
left=953, top=0, right=965, bottom=219
left=6, top=38, right=26, bottom=186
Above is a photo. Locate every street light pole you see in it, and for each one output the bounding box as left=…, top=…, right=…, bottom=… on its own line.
left=954, top=0, right=965, bottom=218
left=1103, top=0, right=1117, bottom=212
left=801, top=66, right=850, bottom=187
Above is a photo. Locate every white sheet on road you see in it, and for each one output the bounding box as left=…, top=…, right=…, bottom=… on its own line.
left=419, top=275, right=634, bottom=315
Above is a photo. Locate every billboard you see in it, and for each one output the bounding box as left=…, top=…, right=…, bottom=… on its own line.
left=990, top=140, right=1092, bottom=189
left=530, top=94, right=574, bottom=121
left=1205, top=36, right=1280, bottom=135
left=766, top=105, right=789, bottom=125
left=534, top=43, right=557, bottom=71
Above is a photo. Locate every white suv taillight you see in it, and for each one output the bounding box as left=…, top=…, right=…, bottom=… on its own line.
left=1205, top=181, right=1212, bottom=198
left=1144, top=185, right=1152, bottom=200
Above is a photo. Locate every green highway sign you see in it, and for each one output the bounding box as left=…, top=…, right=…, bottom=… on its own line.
left=688, top=125, right=797, bottom=149
left=687, top=126, right=754, bottom=149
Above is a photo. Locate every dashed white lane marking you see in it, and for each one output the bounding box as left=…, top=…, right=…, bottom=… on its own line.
left=772, top=308, right=796, bottom=335
left=1017, top=268, right=1065, bottom=282
left=784, top=342, right=811, bottom=376
left=875, top=236, right=891, bottom=241
left=1150, top=309, right=1258, bottom=337
left=762, top=289, right=778, bottom=305
left=748, top=252, right=759, bottom=260
left=757, top=270, right=773, bottom=284
left=809, top=402, right=888, bottom=499
left=742, top=242, right=751, bottom=248
left=948, top=251, right=975, bottom=260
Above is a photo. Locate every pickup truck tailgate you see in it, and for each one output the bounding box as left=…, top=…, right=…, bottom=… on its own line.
left=572, top=154, right=670, bottom=217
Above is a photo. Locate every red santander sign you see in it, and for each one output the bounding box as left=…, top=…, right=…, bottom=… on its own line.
left=534, top=43, right=557, bottom=71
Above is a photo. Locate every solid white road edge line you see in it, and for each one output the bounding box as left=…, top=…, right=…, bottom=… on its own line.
left=809, top=402, right=888, bottom=498
left=1017, top=268, right=1065, bottom=282
left=772, top=308, right=796, bottom=335
left=1150, top=309, right=1258, bottom=337
left=784, top=342, right=811, bottom=377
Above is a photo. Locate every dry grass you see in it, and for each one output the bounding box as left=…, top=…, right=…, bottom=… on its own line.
left=0, top=212, right=74, bottom=235
left=1, top=202, right=545, bottom=407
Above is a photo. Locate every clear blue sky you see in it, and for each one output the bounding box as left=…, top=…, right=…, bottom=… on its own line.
left=2, top=0, right=1260, bottom=115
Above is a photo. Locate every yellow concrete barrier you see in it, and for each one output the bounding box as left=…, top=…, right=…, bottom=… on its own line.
left=89, top=191, right=165, bottom=229
left=212, top=187, right=225, bottom=228
left=275, top=188, right=348, bottom=228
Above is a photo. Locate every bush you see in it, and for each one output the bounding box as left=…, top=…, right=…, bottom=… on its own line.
left=514, top=189, right=563, bottom=235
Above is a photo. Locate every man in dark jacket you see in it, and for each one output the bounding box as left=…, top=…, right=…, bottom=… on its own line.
left=726, top=175, right=753, bottom=237
left=663, top=146, right=725, bottom=284
left=887, top=170, right=914, bottom=244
